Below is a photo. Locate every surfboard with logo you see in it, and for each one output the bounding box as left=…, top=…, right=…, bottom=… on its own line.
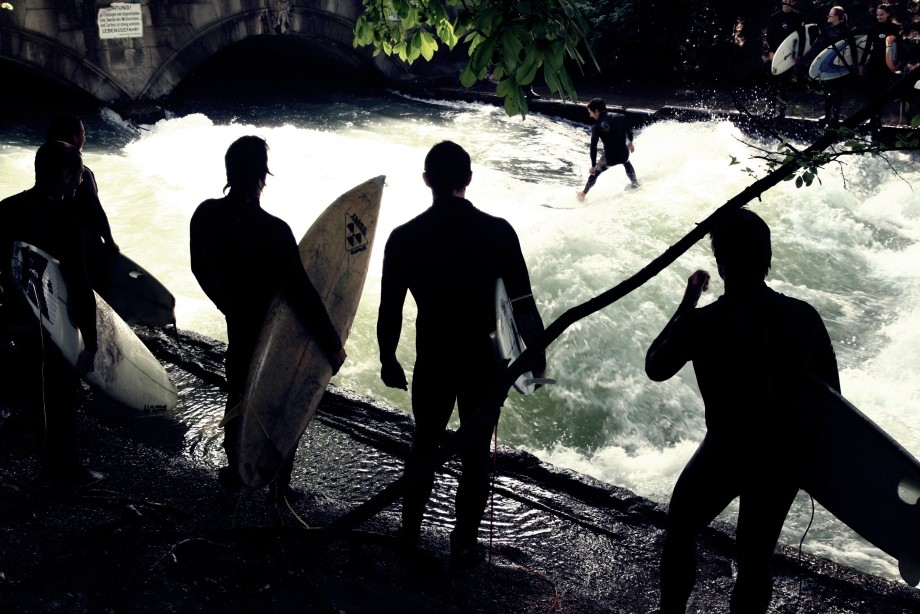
left=800, top=376, right=920, bottom=586
left=772, top=23, right=819, bottom=75
left=10, top=241, right=177, bottom=415
left=238, top=176, right=385, bottom=488
left=809, top=34, right=867, bottom=80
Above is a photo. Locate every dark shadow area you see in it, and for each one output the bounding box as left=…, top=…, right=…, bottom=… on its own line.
left=165, top=34, right=388, bottom=113
left=0, top=62, right=102, bottom=143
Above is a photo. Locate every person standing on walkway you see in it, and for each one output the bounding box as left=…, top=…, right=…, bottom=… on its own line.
left=45, top=114, right=120, bottom=252
left=377, top=140, right=546, bottom=567
left=804, top=5, right=858, bottom=127
left=645, top=207, right=840, bottom=613
left=765, top=0, right=804, bottom=118
left=576, top=98, right=638, bottom=201
left=190, top=136, right=346, bottom=500
left=0, top=140, right=100, bottom=486
left=858, top=3, right=901, bottom=133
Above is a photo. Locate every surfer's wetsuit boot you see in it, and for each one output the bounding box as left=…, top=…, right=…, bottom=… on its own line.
left=449, top=529, right=484, bottom=569
left=265, top=456, right=304, bottom=503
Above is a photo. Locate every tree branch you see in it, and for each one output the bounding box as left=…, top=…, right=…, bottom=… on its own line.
left=326, top=66, right=920, bottom=536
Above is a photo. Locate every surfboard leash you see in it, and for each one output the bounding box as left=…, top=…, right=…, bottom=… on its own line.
left=488, top=419, right=499, bottom=566
left=796, top=494, right=817, bottom=597
left=37, top=307, right=49, bottom=461
left=487, top=416, right=561, bottom=613
left=283, top=493, right=310, bottom=528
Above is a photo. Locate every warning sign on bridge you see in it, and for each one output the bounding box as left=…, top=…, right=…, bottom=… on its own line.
left=98, top=3, right=143, bottom=40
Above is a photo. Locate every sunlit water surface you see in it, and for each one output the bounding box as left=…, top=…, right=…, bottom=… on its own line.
left=2, top=92, right=919, bottom=584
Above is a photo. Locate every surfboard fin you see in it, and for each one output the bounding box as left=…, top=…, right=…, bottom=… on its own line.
left=898, top=556, right=920, bottom=586
left=897, top=477, right=920, bottom=506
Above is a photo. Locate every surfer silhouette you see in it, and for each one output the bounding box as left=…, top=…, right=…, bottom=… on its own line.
left=765, top=0, right=804, bottom=119
left=377, top=140, right=546, bottom=567
left=576, top=98, right=638, bottom=201
left=0, top=140, right=100, bottom=486
left=190, top=136, right=346, bottom=500
left=45, top=114, right=120, bottom=271
left=645, top=207, right=840, bottom=613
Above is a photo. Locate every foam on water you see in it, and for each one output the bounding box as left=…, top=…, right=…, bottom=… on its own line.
left=1, top=95, right=918, bottom=582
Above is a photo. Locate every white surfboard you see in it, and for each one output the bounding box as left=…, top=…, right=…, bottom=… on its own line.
left=809, top=34, right=867, bottom=80
left=493, top=277, right=536, bottom=395
left=238, top=176, right=385, bottom=489
left=10, top=241, right=177, bottom=416
left=772, top=23, right=819, bottom=75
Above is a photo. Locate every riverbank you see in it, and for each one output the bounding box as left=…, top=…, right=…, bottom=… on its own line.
left=2, top=328, right=920, bottom=613
left=389, top=73, right=916, bottom=149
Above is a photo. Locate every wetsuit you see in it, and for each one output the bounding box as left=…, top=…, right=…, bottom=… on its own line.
left=804, top=21, right=858, bottom=125
left=766, top=7, right=804, bottom=117
left=67, top=167, right=118, bottom=285
left=0, top=187, right=98, bottom=479
left=860, top=20, right=901, bottom=131
left=190, top=193, right=342, bottom=487
left=377, top=195, right=545, bottom=551
left=646, top=283, right=839, bottom=613
left=582, top=112, right=637, bottom=195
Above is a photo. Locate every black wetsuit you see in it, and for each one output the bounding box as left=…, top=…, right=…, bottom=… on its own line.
left=646, top=283, right=839, bottom=613
left=804, top=21, right=858, bottom=125
left=190, top=193, right=342, bottom=485
left=67, top=166, right=118, bottom=284
left=0, top=186, right=98, bottom=478
left=861, top=20, right=900, bottom=130
left=766, top=8, right=804, bottom=117
left=583, top=112, right=637, bottom=194
left=377, top=195, right=545, bottom=550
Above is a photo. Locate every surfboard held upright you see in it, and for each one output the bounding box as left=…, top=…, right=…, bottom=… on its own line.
left=238, top=176, right=385, bottom=489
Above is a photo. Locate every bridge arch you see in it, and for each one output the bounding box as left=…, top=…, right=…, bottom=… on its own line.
left=0, top=1, right=408, bottom=107
left=139, top=5, right=400, bottom=101
left=0, top=26, right=131, bottom=102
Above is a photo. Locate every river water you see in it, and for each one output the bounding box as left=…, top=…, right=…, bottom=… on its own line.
left=1, top=91, right=919, bottom=584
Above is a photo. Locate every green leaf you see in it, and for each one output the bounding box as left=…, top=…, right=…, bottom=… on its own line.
left=459, top=62, right=478, bottom=88
left=419, top=29, right=438, bottom=62
left=353, top=0, right=592, bottom=118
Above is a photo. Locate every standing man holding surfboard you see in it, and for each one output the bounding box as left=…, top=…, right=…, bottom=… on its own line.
left=0, top=140, right=100, bottom=486
left=765, top=0, right=804, bottom=118
left=645, top=208, right=840, bottom=613
left=858, top=3, right=901, bottom=134
left=190, top=136, right=346, bottom=499
left=377, top=141, right=546, bottom=567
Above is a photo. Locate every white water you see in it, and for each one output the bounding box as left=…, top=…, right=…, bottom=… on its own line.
left=2, top=93, right=919, bottom=584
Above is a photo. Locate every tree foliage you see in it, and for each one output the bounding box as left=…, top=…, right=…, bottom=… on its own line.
left=353, top=0, right=597, bottom=117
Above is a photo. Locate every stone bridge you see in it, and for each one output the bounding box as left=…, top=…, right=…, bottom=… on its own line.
left=0, top=1, right=407, bottom=105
